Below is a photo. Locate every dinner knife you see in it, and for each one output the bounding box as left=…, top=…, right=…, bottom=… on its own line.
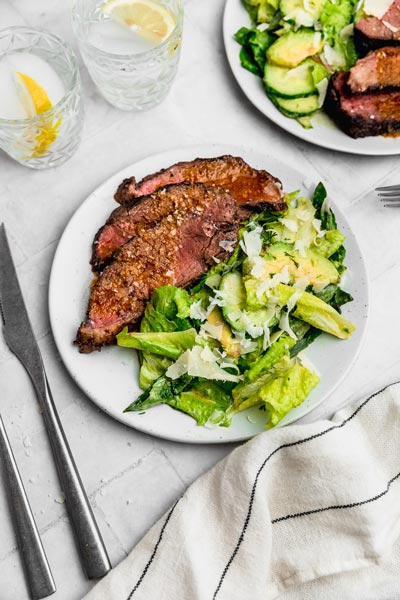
left=0, top=415, right=56, bottom=599
left=0, top=224, right=111, bottom=579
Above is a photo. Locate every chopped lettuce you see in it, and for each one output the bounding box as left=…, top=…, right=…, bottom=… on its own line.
left=276, top=283, right=355, bottom=339
left=117, top=327, right=196, bottom=360
left=168, top=380, right=232, bottom=426
left=260, top=363, right=320, bottom=428
left=235, top=27, right=275, bottom=77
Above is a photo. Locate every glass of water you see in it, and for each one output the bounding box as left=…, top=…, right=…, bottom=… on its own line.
left=72, top=0, right=183, bottom=111
left=0, top=27, right=83, bottom=169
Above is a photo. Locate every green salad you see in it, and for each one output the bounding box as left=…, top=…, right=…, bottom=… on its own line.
left=235, top=0, right=367, bottom=127
left=117, top=182, right=355, bottom=430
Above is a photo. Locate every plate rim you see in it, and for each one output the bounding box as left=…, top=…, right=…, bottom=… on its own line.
left=222, top=0, right=400, bottom=157
left=48, top=143, right=369, bottom=443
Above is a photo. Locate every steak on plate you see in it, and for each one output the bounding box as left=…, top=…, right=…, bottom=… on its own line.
left=77, top=184, right=239, bottom=352
left=324, top=70, right=400, bottom=138
left=355, top=0, right=400, bottom=55
left=347, top=47, right=400, bottom=93
left=92, top=173, right=282, bottom=271
left=114, top=155, right=285, bottom=210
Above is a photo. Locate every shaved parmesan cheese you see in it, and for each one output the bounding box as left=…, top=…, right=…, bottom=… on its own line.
left=256, top=265, right=291, bottom=298
left=294, top=239, right=307, bottom=257
left=239, top=226, right=263, bottom=258
left=279, top=311, right=297, bottom=339
left=293, top=275, right=310, bottom=290
left=279, top=217, right=298, bottom=232
left=312, top=218, right=322, bottom=233
left=212, top=256, right=221, bottom=264
left=262, top=322, right=271, bottom=351
left=312, top=280, right=329, bottom=293
left=257, top=22, right=269, bottom=31
left=250, top=256, right=266, bottom=278
left=166, top=350, right=190, bottom=379
left=322, top=43, right=344, bottom=68
left=201, top=321, right=224, bottom=341
left=340, top=23, right=354, bottom=39
left=316, top=78, right=328, bottom=108
left=285, top=9, right=316, bottom=29
left=364, top=0, right=393, bottom=20
left=189, top=299, right=208, bottom=321
left=166, top=346, right=240, bottom=382
left=287, top=289, right=303, bottom=312
left=219, top=239, right=236, bottom=253
left=383, top=20, right=399, bottom=33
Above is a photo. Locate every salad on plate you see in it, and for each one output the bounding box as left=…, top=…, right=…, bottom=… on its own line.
left=117, top=182, right=355, bottom=430
left=234, top=0, right=390, bottom=128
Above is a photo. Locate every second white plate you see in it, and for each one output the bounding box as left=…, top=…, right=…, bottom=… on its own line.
left=223, top=0, right=400, bottom=156
left=49, top=144, right=368, bottom=443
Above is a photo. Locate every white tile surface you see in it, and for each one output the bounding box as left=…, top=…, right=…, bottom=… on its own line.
left=1, top=1, right=400, bottom=598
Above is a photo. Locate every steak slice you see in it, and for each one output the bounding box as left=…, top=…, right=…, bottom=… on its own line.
left=355, top=1, right=400, bottom=55
left=77, top=185, right=239, bottom=352
left=348, top=47, right=400, bottom=93
left=324, top=71, right=400, bottom=138
left=114, top=155, right=285, bottom=210
left=92, top=182, right=266, bottom=272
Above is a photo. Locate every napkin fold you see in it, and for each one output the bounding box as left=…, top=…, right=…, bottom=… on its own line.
left=84, top=382, right=400, bottom=600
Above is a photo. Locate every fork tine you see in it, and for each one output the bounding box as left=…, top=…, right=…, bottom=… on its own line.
left=375, top=184, right=400, bottom=191
left=383, top=203, right=400, bottom=207
left=377, top=191, right=400, bottom=197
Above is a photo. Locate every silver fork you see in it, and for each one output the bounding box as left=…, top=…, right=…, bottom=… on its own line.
left=375, top=184, right=400, bottom=207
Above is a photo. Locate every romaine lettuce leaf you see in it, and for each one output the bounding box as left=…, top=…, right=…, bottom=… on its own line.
left=117, top=327, right=196, bottom=359
left=260, top=363, right=320, bottom=428
left=276, top=284, right=355, bottom=339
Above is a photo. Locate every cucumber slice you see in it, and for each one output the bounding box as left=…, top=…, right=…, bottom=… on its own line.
left=266, top=29, right=322, bottom=68
left=264, top=59, right=329, bottom=98
left=269, top=93, right=320, bottom=117
left=264, top=62, right=315, bottom=98
left=219, top=271, right=246, bottom=331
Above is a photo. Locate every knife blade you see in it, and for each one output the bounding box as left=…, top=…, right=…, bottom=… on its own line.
left=0, top=414, right=56, bottom=599
left=0, top=223, right=111, bottom=579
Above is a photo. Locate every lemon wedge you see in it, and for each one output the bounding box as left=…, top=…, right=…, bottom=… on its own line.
left=102, top=0, right=176, bottom=45
left=14, top=71, right=61, bottom=158
left=14, top=71, right=52, bottom=117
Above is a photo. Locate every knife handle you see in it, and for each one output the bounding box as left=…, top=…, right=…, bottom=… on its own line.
left=38, top=375, right=111, bottom=579
left=0, top=415, right=56, bottom=600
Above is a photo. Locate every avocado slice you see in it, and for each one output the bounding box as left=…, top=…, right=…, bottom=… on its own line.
left=207, top=307, right=241, bottom=358
left=267, top=29, right=323, bottom=68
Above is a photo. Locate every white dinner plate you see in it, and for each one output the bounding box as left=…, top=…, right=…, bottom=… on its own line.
left=49, top=144, right=368, bottom=443
left=223, top=0, right=400, bottom=156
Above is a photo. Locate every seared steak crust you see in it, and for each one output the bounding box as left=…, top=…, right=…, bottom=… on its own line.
left=77, top=184, right=239, bottom=352
left=92, top=180, right=267, bottom=272
left=348, top=47, right=400, bottom=93
left=324, top=71, right=400, bottom=138
left=114, top=155, right=285, bottom=211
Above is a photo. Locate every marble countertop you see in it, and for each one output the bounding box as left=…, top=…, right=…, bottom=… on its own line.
left=1, top=1, right=400, bottom=598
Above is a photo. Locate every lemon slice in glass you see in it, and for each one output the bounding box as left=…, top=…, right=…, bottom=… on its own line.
left=102, top=0, right=176, bottom=45
left=14, top=72, right=52, bottom=116
left=14, top=71, right=61, bottom=158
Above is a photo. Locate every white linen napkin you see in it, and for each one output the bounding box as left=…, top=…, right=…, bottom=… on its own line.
left=83, top=382, right=400, bottom=600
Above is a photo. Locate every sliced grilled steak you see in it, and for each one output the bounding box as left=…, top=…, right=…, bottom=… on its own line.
left=348, top=47, right=400, bottom=92
left=77, top=185, right=239, bottom=352
left=114, top=155, right=285, bottom=210
left=92, top=180, right=269, bottom=272
left=324, top=71, right=400, bottom=138
left=355, top=1, right=400, bottom=55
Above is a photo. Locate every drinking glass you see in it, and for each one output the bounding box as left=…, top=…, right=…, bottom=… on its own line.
left=71, top=0, right=183, bottom=111
left=0, top=27, right=83, bottom=169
